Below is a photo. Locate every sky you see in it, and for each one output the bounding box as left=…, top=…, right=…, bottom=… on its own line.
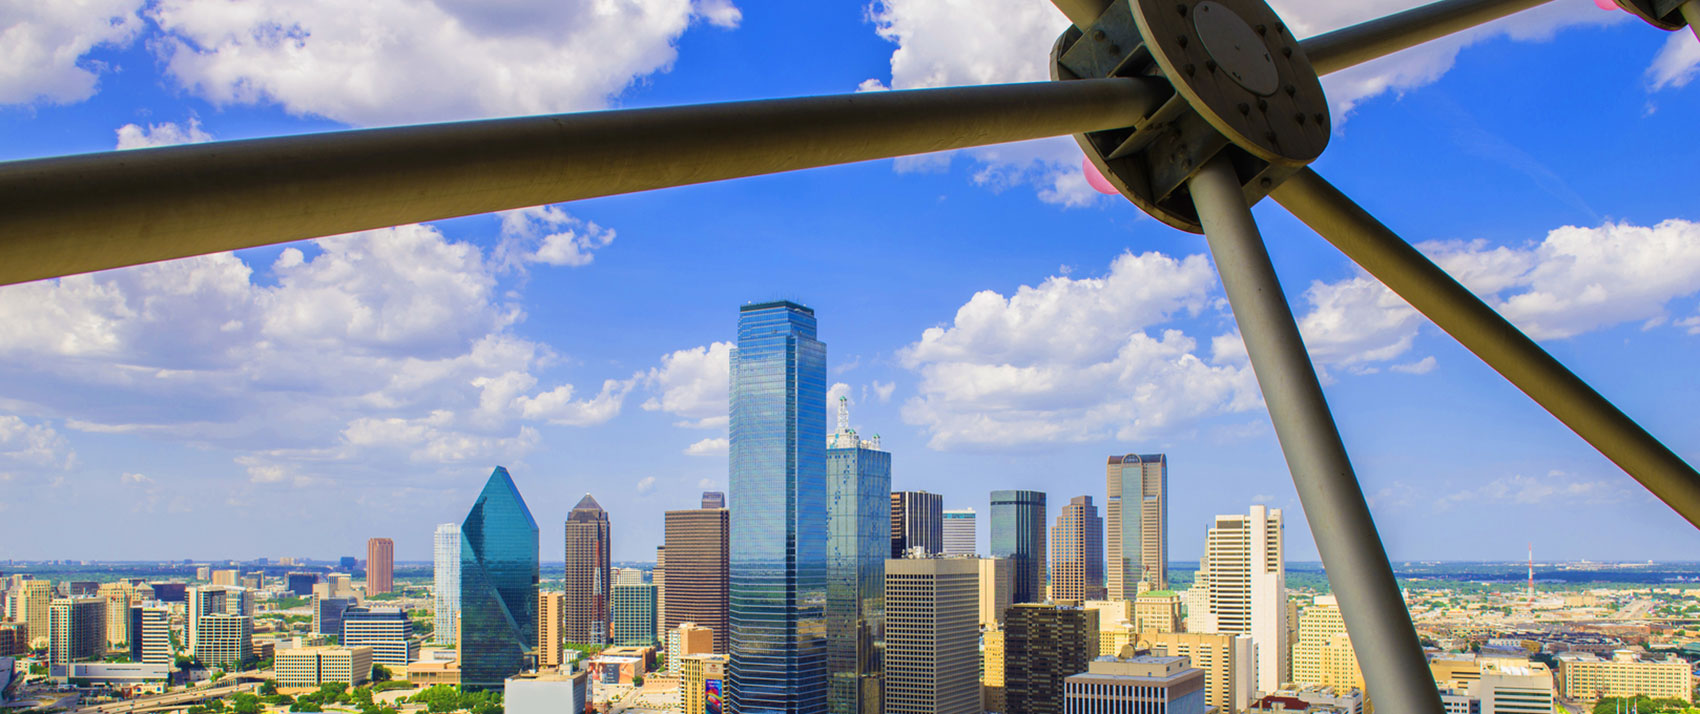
left=1, top=0, right=1698, bottom=566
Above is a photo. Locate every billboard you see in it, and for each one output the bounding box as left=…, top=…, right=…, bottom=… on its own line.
left=705, top=678, right=722, bottom=714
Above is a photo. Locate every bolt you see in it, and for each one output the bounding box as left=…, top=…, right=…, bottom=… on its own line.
left=1257, top=98, right=1268, bottom=111
left=1255, top=24, right=1267, bottom=35
left=1295, top=112, right=1306, bottom=124
left=1177, top=35, right=1188, bottom=48
left=1237, top=102, right=1251, bottom=115
left=1184, top=63, right=1196, bottom=76
left=1109, top=44, right=1121, bottom=54
left=1205, top=59, right=1217, bottom=72
left=1265, top=130, right=1278, bottom=142
left=1315, top=113, right=1326, bottom=125
left=1285, top=84, right=1296, bottom=96
left=1260, top=177, right=1273, bottom=188
left=1276, top=23, right=1286, bottom=35
left=1093, top=29, right=1107, bottom=41
left=1176, top=3, right=1187, bottom=15
left=1281, top=46, right=1293, bottom=58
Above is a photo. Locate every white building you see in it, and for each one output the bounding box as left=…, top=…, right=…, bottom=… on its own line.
left=433, top=523, right=460, bottom=646
left=1195, top=505, right=1286, bottom=695
left=506, top=670, right=590, bottom=714
left=943, top=509, right=976, bottom=555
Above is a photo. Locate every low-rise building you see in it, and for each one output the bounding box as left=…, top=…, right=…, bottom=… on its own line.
left=406, top=659, right=460, bottom=687
left=1557, top=650, right=1691, bottom=702
left=588, top=655, right=643, bottom=685
left=342, top=607, right=414, bottom=666
left=679, top=653, right=728, bottom=714
left=506, top=669, right=589, bottom=714
left=63, top=662, right=172, bottom=691
left=1249, top=686, right=1364, bottom=714
left=275, top=646, right=374, bottom=688
left=1063, top=654, right=1206, bottom=713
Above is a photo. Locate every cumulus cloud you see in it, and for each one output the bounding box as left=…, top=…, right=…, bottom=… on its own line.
left=684, top=437, right=728, bottom=456
left=147, top=0, right=743, bottom=126
left=0, top=0, right=144, bottom=105
left=636, top=475, right=658, bottom=494
left=643, top=342, right=731, bottom=428
left=898, top=252, right=1260, bottom=450
left=0, top=415, right=77, bottom=474
left=115, top=119, right=213, bottom=150
left=871, top=380, right=896, bottom=403
left=1437, top=470, right=1632, bottom=508
left=496, top=206, right=617, bottom=269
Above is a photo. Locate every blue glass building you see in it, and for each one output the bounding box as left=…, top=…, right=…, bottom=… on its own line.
left=728, top=301, right=828, bottom=714
left=825, top=397, right=890, bottom=714
left=990, top=490, right=1048, bottom=605
left=458, top=466, right=540, bottom=691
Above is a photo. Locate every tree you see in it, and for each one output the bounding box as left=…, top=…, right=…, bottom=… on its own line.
left=232, top=693, right=262, bottom=714
left=210, top=670, right=225, bottom=684
left=632, top=674, right=644, bottom=687
left=371, top=664, right=392, bottom=683
left=290, top=703, right=323, bottom=713
left=260, top=681, right=279, bottom=697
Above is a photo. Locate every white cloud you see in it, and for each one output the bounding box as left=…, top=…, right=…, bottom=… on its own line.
left=120, top=471, right=152, bottom=484
left=684, top=437, right=727, bottom=456
left=0, top=415, right=77, bottom=473
left=1647, top=25, right=1700, bottom=91
left=899, top=252, right=1259, bottom=450
left=1390, top=356, right=1437, bottom=375
left=148, top=0, right=742, bottom=126
left=0, top=0, right=143, bottom=105
left=871, top=380, right=896, bottom=403
left=642, top=342, right=731, bottom=428
left=635, top=475, right=658, bottom=494
left=515, top=378, right=636, bottom=426
left=1438, top=471, right=1631, bottom=508
left=115, top=119, right=213, bottom=150
left=497, top=206, right=616, bottom=269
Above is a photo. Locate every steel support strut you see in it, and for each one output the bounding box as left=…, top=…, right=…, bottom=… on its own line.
left=1190, top=156, right=1443, bottom=714
left=1271, top=168, right=1700, bottom=529
left=0, top=78, right=1164, bottom=287
left=1684, top=0, right=1700, bottom=41
left=1302, top=0, right=1558, bottom=75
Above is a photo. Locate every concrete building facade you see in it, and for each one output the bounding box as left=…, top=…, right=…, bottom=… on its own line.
left=882, top=558, right=979, bottom=714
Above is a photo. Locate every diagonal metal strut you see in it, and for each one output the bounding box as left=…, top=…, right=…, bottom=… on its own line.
left=1271, top=168, right=1700, bottom=529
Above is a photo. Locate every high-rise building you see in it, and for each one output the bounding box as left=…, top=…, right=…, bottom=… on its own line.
left=241, top=573, right=264, bottom=591
left=681, top=653, right=730, bottom=714
left=313, top=597, right=354, bottom=637
left=656, top=545, right=667, bottom=636
left=1137, top=631, right=1256, bottom=714
left=826, top=395, right=891, bottom=714
left=434, top=522, right=462, bottom=646
left=890, top=491, right=943, bottom=558
left=340, top=556, right=358, bottom=571
left=1, top=623, right=28, bottom=657
left=194, top=613, right=253, bottom=669
left=48, top=598, right=105, bottom=669
left=459, top=466, right=541, bottom=691
left=728, top=300, right=828, bottom=713
left=367, top=538, right=395, bottom=596
left=1107, top=454, right=1168, bottom=597
left=1195, top=505, right=1286, bottom=694
left=324, top=574, right=353, bottom=601
left=942, top=509, right=976, bottom=556
left=978, top=557, right=1013, bottom=628
left=211, top=570, right=239, bottom=587
left=990, top=491, right=1047, bottom=604
left=612, top=583, right=658, bottom=646
left=1003, top=604, right=1099, bottom=714
left=536, top=592, right=563, bottom=668
left=1063, top=654, right=1207, bottom=714
left=276, top=646, right=374, bottom=688
left=13, top=579, right=51, bottom=645
left=983, top=625, right=1006, bottom=714
left=187, top=586, right=228, bottom=651
left=97, top=582, right=134, bottom=648
left=1290, top=595, right=1363, bottom=692
left=343, top=606, right=414, bottom=666
left=1049, top=496, right=1105, bottom=601
left=128, top=605, right=172, bottom=666
left=668, top=622, right=715, bottom=676
left=883, top=557, right=980, bottom=714
left=1134, top=591, right=1183, bottom=634
left=702, top=491, right=726, bottom=509
left=224, top=587, right=256, bottom=617
left=286, top=573, right=320, bottom=597
left=663, top=504, right=730, bottom=653
left=563, top=494, right=611, bottom=646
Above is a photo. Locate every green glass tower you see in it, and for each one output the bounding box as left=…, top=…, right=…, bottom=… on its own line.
left=458, top=466, right=540, bottom=691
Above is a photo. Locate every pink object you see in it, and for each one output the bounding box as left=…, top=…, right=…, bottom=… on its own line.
left=1083, top=156, right=1118, bottom=195
left=1593, top=0, right=1616, bottom=11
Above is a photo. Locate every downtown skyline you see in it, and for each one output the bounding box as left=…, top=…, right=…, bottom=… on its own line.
left=0, top=0, right=1698, bottom=566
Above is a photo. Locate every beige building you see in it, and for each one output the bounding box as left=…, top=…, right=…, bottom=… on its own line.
left=1477, top=659, right=1554, bottom=714
left=211, top=570, right=240, bottom=586
left=194, top=613, right=253, bottom=669
left=1557, top=651, right=1691, bottom=702
left=679, top=653, right=728, bottom=714
left=13, top=579, right=52, bottom=646
left=1137, top=630, right=1255, bottom=713
left=1291, top=595, right=1364, bottom=691
left=1196, top=505, right=1287, bottom=694
left=276, top=646, right=373, bottom=688
left=666, top=622, right=714, bottom=675
left=406, top=659, right=459, bottom=687
left=537, top=591, right=563, bottom=668
left=1064, top=654, right=1205, bottom=711
left=885, top=557, right=980, bottom=714
left=49, top=598, right=106, bottom=667
left=1049, top=496, right=1105, bottom=601
left=1134, top=591, right=1182, bottom=634
left=982, top=625, right=1006, bottom=713
left=1106, top=453, right=1168, bottom=596
left=978, top=557, right=1012, bottom=627
left=97, top=582, right=135, bottom=647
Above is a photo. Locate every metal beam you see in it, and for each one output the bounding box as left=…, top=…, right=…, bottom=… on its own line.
left=1271, top=168, right=1700, bottom=529
left=1683, top=0, right=1700, bottom=41
left=1051, top=0, right=1113, bottom=28
left=0, top=78, right=1166, bottom=286
left=1302, top=0, right=1557, bottom=75
left=1189, top=156, right=1443, bottom=714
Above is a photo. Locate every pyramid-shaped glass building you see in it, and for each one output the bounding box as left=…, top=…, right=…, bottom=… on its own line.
left=458, top=465, right=540, bottom=690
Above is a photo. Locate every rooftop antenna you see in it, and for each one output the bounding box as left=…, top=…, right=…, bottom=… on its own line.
left=1528, top=542, right=1535, bottom=600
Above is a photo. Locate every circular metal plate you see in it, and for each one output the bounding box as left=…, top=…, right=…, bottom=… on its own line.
left=1130, top=0, right=1330, bottom=165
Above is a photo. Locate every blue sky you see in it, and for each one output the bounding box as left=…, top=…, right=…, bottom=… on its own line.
left=1, top=0, right=1698, bottom=565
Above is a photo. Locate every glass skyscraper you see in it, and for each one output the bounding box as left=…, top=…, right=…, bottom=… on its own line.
left=990, top=490, right=1047, bottom=605
left=826, top=396, right=890, bottom=714
left=433, top=523, right=460, bottom=646
left=728, top=300, right=828, bottom=714
left=458, top=466, right=540, bottom=691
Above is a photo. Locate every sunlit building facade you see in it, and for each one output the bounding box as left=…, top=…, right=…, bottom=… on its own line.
left=458, top=466, right=540, bottom=691
left=990, top=491, right=1047, bottom=604
left=1107, top=454, right=1168, bottom=597
left=826, top=397, right=891, bottom=714
left=434, top=522, right=461, bottom=646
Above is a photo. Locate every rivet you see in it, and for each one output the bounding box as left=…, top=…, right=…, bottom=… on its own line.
left=1285, top=84, right=1296, bottom=97
left=1237, top=103, right=1251, bottom=115
left=1257, top=99, right=1268, bottom=111
left=1205, top=59, right=1217, bottom=72
left=1093, top=29, right=1107, bottom=41
left=1177, top=35, right=1189, bottom=48
left=1281, top=47, right=1293, bottom=58
left=1294, top=113, right=1306, bottom=124
left=1260, top=177, right=1273, bottom=188
left=1264, top=130, right=1277, bottom=142
left=1176, top=3, right=1187, bottom=15
left=1255, top=24, right=1267, bottom=35
left=1184, top=63, right=1196, bottom=76
left=1276, top=23, right=1286, bottom=35
left=1314, top=113, right=1326, bottom=124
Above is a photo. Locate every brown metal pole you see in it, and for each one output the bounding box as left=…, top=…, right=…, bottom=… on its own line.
left=0, top=78, right=1165, bottom=286
left=1302, top=0, right=1557, bottom=75
left=1272, top=167, right=1700, bottom=530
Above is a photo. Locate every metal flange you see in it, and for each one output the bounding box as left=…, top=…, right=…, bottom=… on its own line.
left=1615, top=0, right=1690, bottom=30
left=1052, top=0, right=1330, bottom=232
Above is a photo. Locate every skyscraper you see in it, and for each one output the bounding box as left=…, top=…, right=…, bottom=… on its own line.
left=433, top=523, right=461, bottom=646
left=942, top=509, right=976, bottom=556
left=663, top=503, right=730, bottom=653
left=313, top=596, right=353, bottom=636
left=611, top=583, right=658, bottom=646
left=1195, top=505, right=1286, bottom=694
left=129, top=605, right=172, bottom=666
left=1003, top=603, right=1099, bottom=714
left=97, top=582, right=134, bottom=648
left=990, top=491, right=1047, bottom=604
left=13, top=579, right=51, bottom=645
left=728, top=300, right=828, bottom=714
left=342, top=607, right=414, bottom=666
left=825, top=396, right=890, bottom=714
left=564, top=494, right=612, bottom=646
left=195, top=613, right=254, bottom=669
left=1049, top=495, right=1105, bottom=601
left=889, top=491, right=943, bottom=558
left=978, top=557, right=1013, bottom=628
left=48, top=598, right=104, bottom=670
left=1289, top=595, right=1363, bottom=691
left=883, top=557, right=980, bottom=714
left=459, top=466, right=540, bottom=691
left=537, top=591, right=563, bottom=668
left=367, top=538, right=394, bottom=596
left=1107, top=454, right=1168, bottom=597
left=702, top=491, right=726, bottom=509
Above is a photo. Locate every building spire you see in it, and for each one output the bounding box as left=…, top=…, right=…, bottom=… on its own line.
left=838, top=395, right=850, bottom=433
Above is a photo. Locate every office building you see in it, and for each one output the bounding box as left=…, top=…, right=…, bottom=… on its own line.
left=979, top=557, right=1013, bottom=628
left=990, top=491, right=1047, bottom=605
left=656, top=546, right=666, bottom=634
left=434, top=522, right=461, bottom=646
left=314, top=596, right=354, bottom=637
left=367, top=538, right=394, bottom=596
left=59, top=662, right=171, bottom=689
left=1195, top=505, right=1287, bottom=694
left=1004, top=604, right=1099, bottom=714
left=1049, top=496, right=1105, bottom=601
left=194, top=613, right=253, bottom=669
left=97, top=582, right=134, bottom=647
left=681, top=653, right=729, bottom=714
left=458, top=466, right=540, bottom=691
left=284, top=573, right=318, bottom=597
left=323, top=574, right=353, bottom=600
left=128, top=605, right=172, bottom=665
left=211, top=570, right=239, bottom=587
left=613, top=567, right=643, bottom=586
left=1476, top=659, right=1555, bottom=714
left=197, top=566, right=211, bottom=581
left=1084, top=600, right=1132, bottom=646
left=1250, top=686, right=1365, bottom=714
left=12, top=579, right=50, bottom=645
left=890, top=491, right=943, bottom=557
left=668, top=622, right=715, bottom=675
left=612, top=583, right=658, bottom=646
left=537, top=592, right=563, bottom=668
left=883, top=557, right=979, bottom=714
left=0, top=623, right=26, bottom=656
left=506, top=669, right=590, bottom=714
left=343, top=606, right=414, bottom=666
left=727, top=300, right=828, bottom=714
left=276, top=646, right=373, bottom=688
left=1107, top=454, right=1168, bottom=596
left=1291, top=595, right=1364, bottom=691
left=1139, top=631, right=1256, bottom=713
left=187, top=586, right=227, bottom=651
left=338, top=556, right=358, bottom=571
left=48, top=598, right=104, bottom=668
left=1134, top=591, right=1182, bottom=634
left=983, top=625, right=1006, bottom=714
left=1556, top=651, right=1691, bottom=702
left=1063, top=654, right=1206, bottom=714
left=564, top=494, right=612, bottom=646
left=943, top=509, right=976, bottom=555
left=826, top=395, right=891, bottom=714
left=241, top=573, right=264, bottom=591
left=702, top=491, right=726, bottom=509
left=663, top=503, right=730, bottom=653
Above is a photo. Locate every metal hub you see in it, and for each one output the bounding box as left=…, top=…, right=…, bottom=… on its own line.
left=1193, top=1, right=1279, bottom=96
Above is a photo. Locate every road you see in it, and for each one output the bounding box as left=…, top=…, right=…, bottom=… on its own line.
left=77, top=681, right=256, bottom=714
